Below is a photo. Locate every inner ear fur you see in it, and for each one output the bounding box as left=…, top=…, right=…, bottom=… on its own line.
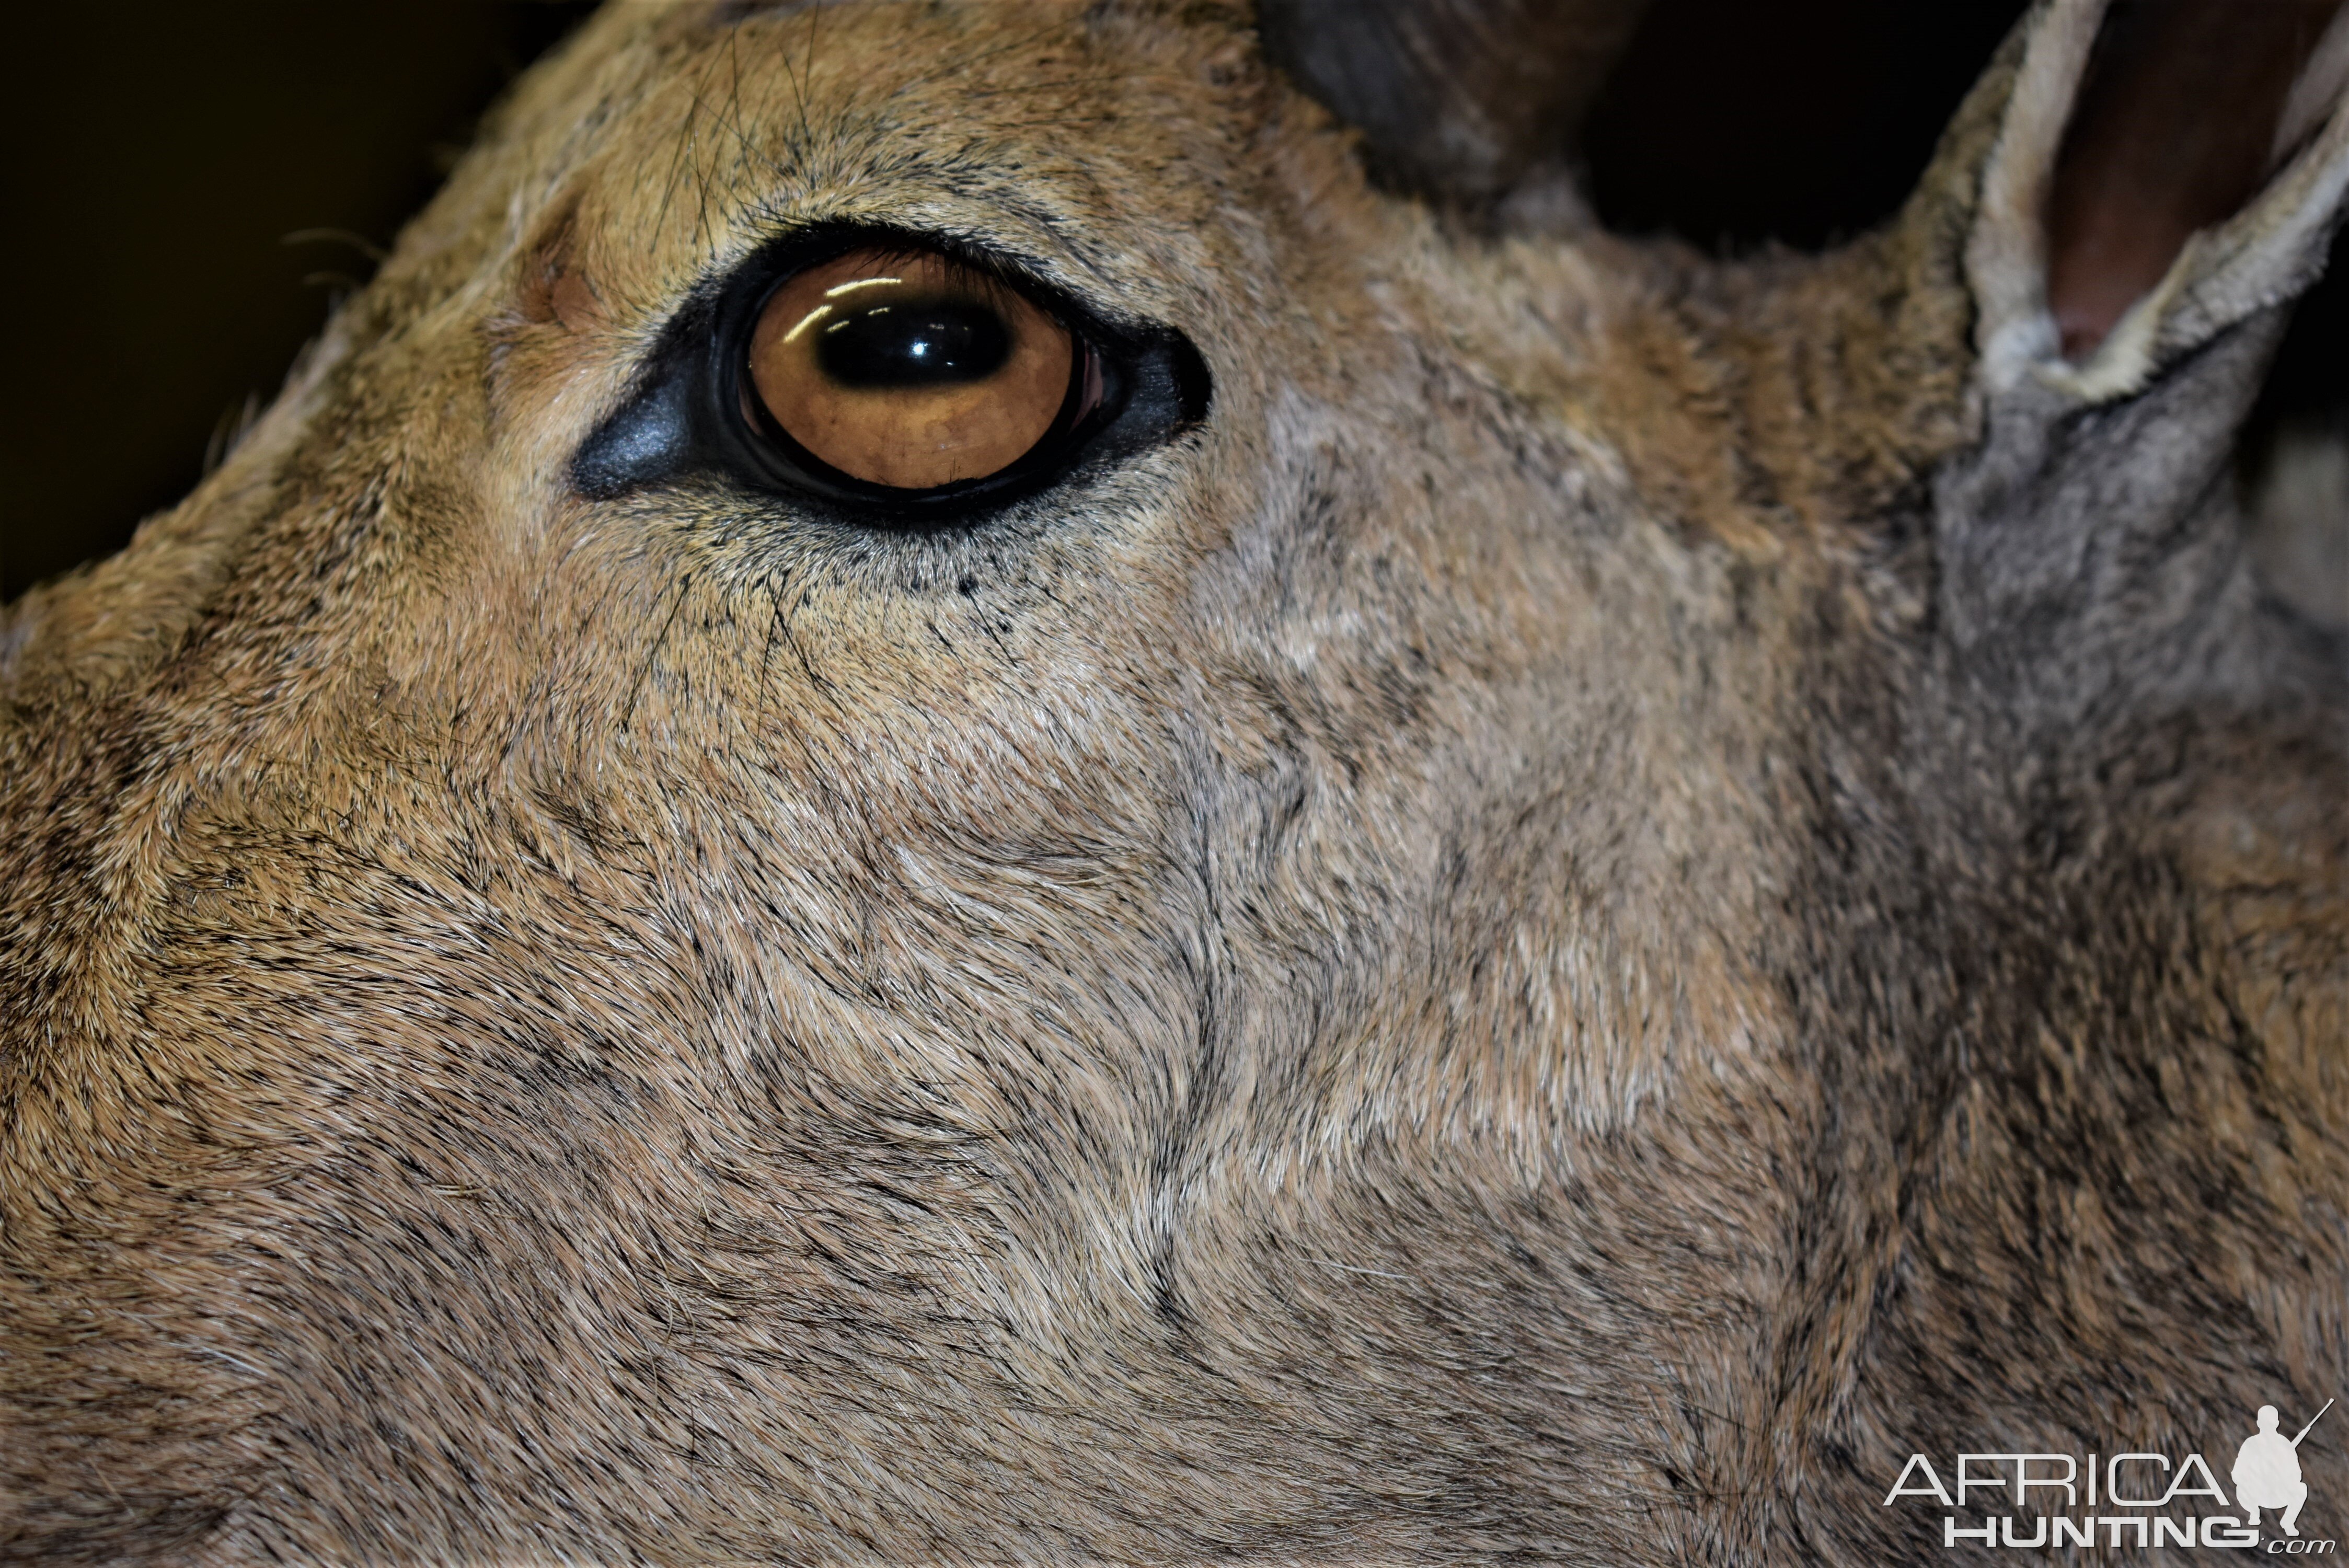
left=1970, top=0, right=2349, bottom=402
left=2049, top=0, right=2349, bottom=360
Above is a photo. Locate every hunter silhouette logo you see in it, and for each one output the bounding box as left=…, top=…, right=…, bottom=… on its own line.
left=2239, top=1401, right=2332, bottom=1539
left=1882, top=1398, right=2335, bottom=1551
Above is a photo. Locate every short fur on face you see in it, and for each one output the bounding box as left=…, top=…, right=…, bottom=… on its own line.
left=2, top=1, right=2343, bottom=1561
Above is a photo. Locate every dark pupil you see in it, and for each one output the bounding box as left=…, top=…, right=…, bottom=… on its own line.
left=817, top=297, right=1011, bottom=388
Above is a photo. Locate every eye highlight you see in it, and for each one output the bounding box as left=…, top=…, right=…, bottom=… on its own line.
left=745, top=247, right=1099, bottom=493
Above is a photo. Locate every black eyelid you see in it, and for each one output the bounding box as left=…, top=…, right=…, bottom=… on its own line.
left=570, top=222, right=1211, bottom=526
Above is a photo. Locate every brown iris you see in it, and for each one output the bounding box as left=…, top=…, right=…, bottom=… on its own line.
left=746, top=247, right=1079, bottom=491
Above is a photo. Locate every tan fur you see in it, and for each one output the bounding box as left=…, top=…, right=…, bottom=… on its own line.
left=2, top=1, right=2343, bottom=1562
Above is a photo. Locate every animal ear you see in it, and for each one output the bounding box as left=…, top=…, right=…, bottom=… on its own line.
left=1255, top=0, right=1654, bottom=202
left=1972, top=0, right=2349, bottom=401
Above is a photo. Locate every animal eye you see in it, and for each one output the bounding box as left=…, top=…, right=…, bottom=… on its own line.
left=569, top=229, right=1207, bottom=514
left=744, top=247, right=1101, bottom=494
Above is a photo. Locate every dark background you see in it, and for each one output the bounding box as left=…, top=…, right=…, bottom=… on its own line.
left=2, top=0, right=2338, bottom=602
left=0, top=2, right=596, bottom=601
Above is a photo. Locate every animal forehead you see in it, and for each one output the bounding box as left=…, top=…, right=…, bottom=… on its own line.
left=538, top=0, right=1249, bottom=296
